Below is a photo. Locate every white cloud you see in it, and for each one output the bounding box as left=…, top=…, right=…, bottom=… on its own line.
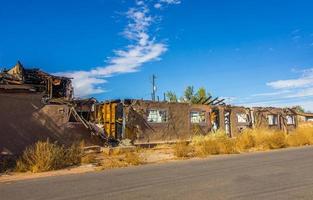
left=285, top=87, right=313, bottom=98
left=234, top=68, right=313, bottom=111
left=160, top=0, right=181, bottom=4
left=154, top=0, right=181, bottom=9
left=154, top=3, right=162, bottom=9
left=57, top=0, right=180, bottom=97
left=266, top=69, right=313, bottom=89
left=252, top=90, right=292, bottom=97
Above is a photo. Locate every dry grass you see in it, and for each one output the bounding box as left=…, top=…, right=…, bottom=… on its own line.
left=15, top=140, right=83, bottom=173
left=235, top=129, right=256, bottom=151
left=99, top=127, right=313, bottom=165
left=124, top=152, right=144, bottom=166
left=187, top=127, right=313, bottom=157
left=81, top=154, right=97, bottom=164
left=12, top=127, right=313, bottom=173
left=173, top=141, right=191, bottom=158
left=190, top=130, right=237, bottom=157
left=101, top=158, right=129, bottom=169
left=287, top=127, right=313, bottom=147
left=100, top=151, right=144, bottom=170
left=235, top=128, right=288, bottom=151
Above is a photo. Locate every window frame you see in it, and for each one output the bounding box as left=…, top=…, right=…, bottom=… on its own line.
left=190, top=110, right=207, bottom=124
left=286, top=115, right=295, bottom=125
left=267, top=114, right=278, bottom=125
left=146, top=109, right=168, bottom=124
left=236, top=113, right=249, bottom=124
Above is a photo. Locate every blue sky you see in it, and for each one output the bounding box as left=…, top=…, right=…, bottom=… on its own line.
left=1, top=0, right=313, bottom=111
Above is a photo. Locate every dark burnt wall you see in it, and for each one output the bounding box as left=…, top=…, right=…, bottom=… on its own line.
left=252, top=108, right=297, bottom=133
left=211, top=106, right=252, bottom=137
left=229, top=107, right=252, bottom=137
left=0, top=93, right=100, bottom=155
left=124, top=100, right=212, bottom=144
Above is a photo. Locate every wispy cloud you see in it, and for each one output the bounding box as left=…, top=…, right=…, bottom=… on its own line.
left=57, top=0, right=179, bottom=97
left=154, top=0, right=181, bottom=9
left=266, top=69, right=313, bottom=89
left=234, top=68, right=313, bottom=111
left=251, top=90, right=291, bottom=97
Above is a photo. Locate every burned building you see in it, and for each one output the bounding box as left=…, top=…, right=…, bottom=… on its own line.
left=0, top=61, right=304, bottom=151
left=0, top=62, right=99, bottom=155
left=211, top=105, right=253, bottom=137
left=296, top=112, right=313, bottom=128
left=94, top=100, right=214, bottom=144
left=91, top=99, right=300, bottom=145
left=251, top=107, right=298, bottom=132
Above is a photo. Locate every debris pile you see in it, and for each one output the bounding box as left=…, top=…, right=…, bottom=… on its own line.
left=0, top=61, right=73, bottom=101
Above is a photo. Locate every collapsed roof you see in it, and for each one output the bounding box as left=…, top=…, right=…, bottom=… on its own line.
left=0, top=61, right=73, bottom=100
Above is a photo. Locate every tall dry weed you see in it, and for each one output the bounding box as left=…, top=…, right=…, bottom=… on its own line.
left=16, top=140, right=83, bottom=173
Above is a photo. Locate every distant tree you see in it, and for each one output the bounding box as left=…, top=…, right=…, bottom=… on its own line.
left=292, top=105, right=305, bottom=113
left=194, top=87, right=211, bottom=104
left=165, top=91, right=178, bottom=102
left=180, top=86, right=212, bottom=104
left=183, top=86, right=194, bottom=103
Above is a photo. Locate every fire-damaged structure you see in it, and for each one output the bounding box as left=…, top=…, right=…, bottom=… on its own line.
left=0, top=61, right=73, bottom=101
left=0, top=61, right=307, bottom=154
left=91, top=99, right=299, bottom=145
left=0, top=62, right=100, bottom=156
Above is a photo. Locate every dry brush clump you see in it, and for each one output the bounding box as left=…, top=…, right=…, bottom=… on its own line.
left=286, top=127, right=313, bottom=147
left=236, top=128, right=287, bottom=151
left=100, top=151, right=144, bottom=170
left=15, top=140, right=84, bottom=173
left=173, top=141, right=192, bottom=158
left=190, top=130, right=237, bottom=157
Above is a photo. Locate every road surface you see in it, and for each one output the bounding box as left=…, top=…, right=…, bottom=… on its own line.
left=1, top=146, right=313, bottom=200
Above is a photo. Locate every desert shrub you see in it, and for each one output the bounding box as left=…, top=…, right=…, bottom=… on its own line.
left=235, top=129, right=256, bottom=151
left=81, top=154, right=97, bottom=164
left=124, top=152, right=144, bottom=166
left=253, top=129, right=286, bottom=150
left=202, top=138, right=220, bottom=155
left=191, top=130, right=234, bottom=156
left=65, top=142, right=84, bottom=165
left=236, top=128, right=286, bottom=151
left=267, top=131, right=287, bottom=149
left=101, top=152, right=144, bottom=170
left=217, top=136, right=238, bottom=154
left=101, top=158, right=128, bottom=169
left=287, top=127, right=313, bottom=147
left=173, top=141, right=191, bottom=158
left=15, top=140, right=83, bottom=173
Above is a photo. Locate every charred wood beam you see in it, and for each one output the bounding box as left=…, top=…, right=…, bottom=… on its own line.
left=206, top=97, right=218, bottom=105
left=202, top=96, right=212, bottom=104
left=212, top=98, right=225, bottom=105
left=195, top=97, right=204, bottom=104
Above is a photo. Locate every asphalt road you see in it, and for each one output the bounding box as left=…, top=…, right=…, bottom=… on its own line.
left=1, top=147, right=313, bottom=200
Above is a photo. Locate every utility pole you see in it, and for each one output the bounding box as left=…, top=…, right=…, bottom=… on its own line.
left=151, top=74, right=157, bottom=101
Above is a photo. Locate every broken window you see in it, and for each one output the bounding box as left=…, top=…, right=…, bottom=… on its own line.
left=268, top=114, right=278, bottom=125
left=286, top=115, right=295, bottom=125
left=190, top=111, right=206, bottom=124
left=236, top=113, right=249, bottom=123
left=147, top=109, right=168, bottom=123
